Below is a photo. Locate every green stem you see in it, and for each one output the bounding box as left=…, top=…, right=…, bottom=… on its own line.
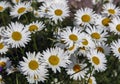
left=24, top=14, right=29, bottom=24
left=1, top=12, right=6, bottom=26
left=86, top=66, right=94, bottom=84
left=32, top=34, right=38, bottom=51
left=20, top=48, right=24, bottom=56
left=16, top=74, right=19, bottom=84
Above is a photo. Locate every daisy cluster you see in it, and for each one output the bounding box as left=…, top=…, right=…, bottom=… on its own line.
left=0, top=0, right=120, bottom=84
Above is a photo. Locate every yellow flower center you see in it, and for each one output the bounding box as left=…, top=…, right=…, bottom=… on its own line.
left=12, top=31, right=22, bottom=41
left=96, top=47, right=104, bottom=53
left=0, top=6, right=3, bottom=12
left=69, top=34, right=78, bottom=41
left=91, top=32, right=101, bottom=39
left=116, top=24, right=120, bottom=32
left=54, top=9, right=63, bottom=16
left=48, top=55, right=60, bottom=66
left=45, top=8, right=49, bottom=13
left=108, top=9, right=115, bottom=14
left=0, top=43, right=4, bottom=49
left=68, top=45, right=75, bottom=51
left=118, top=47, right=120, bottom=53
left=102, top=18, right=111, bottom=26
left=73, top=64, right=81, bottom=73
left=17, top=7, right=26, bottom=14
left=92, top=56, right=100, bottom=65
left=29, top=60, right=39, bottom=70
left=82, top=39, right=88, bottom=45
left=29, top=25, right=38, bottom=32
left=0, top=61, right=6, bottom=67
left=88, top=78, right=93, bottom=84
left=79, top=46, right=85, bottom=50
left=81, top=14, right=91, bottom=22
left=16, top=0, right=20, bottom=3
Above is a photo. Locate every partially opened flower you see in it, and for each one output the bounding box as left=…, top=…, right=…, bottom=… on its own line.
left=111, top=39, right=120, bottom=59
left=0, top=39, right=9, bottom=54
left=109, top=17, right=120, bottom=35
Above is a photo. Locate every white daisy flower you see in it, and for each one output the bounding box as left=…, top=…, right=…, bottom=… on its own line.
left=59, top=26, right=82, bottom=47
left=10, top=2, right=31, bottom=19
left=102, top=3, right=120, bottom=17
left=74, top=7, right=97, bottom=27
left=95, top=14, right=111, bottom=30
left=12, top=0, right=21, bottom=4
left=0, top=39, right=9, bottom=54
left=95, top=42, right=110, bottom=56
left=86, top=75, right=97, bottom=84
left=79, top=33, right=95, bottom=48
left=87, top=50, right=107, bottom=72
left=77, top=46, right=90, bottom=56
left=26, top=20, right=45, bottom=33
left=52, top=0, right=68, bottom=5
left=42, top=47, right=71, bottom=73
left=111, top=39, right=120, bottom=59
left=66, top=56, right=88, bottom=80
left=66, top=44, right=78, bottom=55
left=26, top=74, right=47, bottom=83
left=86, top=25, right=108, bottom=42
left=38, top=1, right=53, bottom=18
left=109, top=17, right=120, bottom=35
left=19, top=52, right=48, bottom=82
left=0, top=57, right=11, bottom=69
left=2, top=22, right=31, bottom=48
left=48, top=2, right=69, bottom=24
left=33, top=10, right=41, bottom=18
left=0, top=1, right=10, bottom=12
